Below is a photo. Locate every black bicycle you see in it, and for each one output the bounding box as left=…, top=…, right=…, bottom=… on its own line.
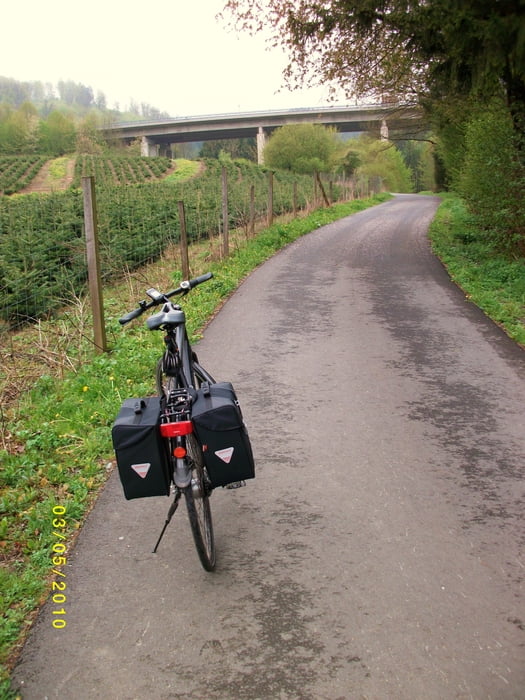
left=119, top=272, right=217, bottom=570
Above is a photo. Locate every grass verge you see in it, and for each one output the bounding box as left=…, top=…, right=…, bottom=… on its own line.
left=0, top=193, right=389, bottom=696
left=428, top=193, right=525, bottom=347
left=163, top=158, right=201, bottom=182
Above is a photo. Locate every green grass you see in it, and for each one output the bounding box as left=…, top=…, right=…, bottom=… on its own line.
left=163, top=158, right=201, bottom=181
left=428, top=193, right=525, bottom=346
left=47, top=157, right=69, bottom=182
left=0, top=193, right=390, bottom=694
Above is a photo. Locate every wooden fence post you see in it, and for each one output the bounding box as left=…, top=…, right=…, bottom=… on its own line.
left=249, top=184, right=255, bottom=237
left=315, top=172, right=330, bottom=207
left=178, top=200, right=190, bottom=279
left=267, top=171, right=274, bottom=227
left=82, top=176, right=107, bottom=353
left=221, top=166, right=229, bottom=258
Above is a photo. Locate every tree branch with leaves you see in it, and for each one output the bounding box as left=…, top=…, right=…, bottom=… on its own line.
left=221, top=0, right=525, bottom=136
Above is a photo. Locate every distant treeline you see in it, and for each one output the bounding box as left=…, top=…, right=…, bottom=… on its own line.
left=0, top=75, right=168, bottom=119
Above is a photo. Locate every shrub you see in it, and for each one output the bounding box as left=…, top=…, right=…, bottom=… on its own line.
left=459, top=101, right=525, bottom=254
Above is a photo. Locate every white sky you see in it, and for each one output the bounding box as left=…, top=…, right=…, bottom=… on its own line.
left=1, top=0, right=349, bottom=116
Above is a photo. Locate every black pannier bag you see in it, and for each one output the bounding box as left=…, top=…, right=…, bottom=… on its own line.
left=112, top=397, right=171, bottom=500
left=191, top=382, right=255, bottom=488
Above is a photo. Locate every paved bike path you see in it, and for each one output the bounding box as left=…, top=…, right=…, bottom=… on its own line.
left=12, top=195, right=525, bottom=699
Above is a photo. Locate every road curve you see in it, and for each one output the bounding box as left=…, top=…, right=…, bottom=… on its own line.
left=12, top=195, right=525, bottom=699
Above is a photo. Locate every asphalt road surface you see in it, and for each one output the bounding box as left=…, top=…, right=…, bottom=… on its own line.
left=12, top=195, right=525, bottom=699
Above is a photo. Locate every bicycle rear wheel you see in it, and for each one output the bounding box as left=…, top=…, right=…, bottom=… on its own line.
left=156, top=358, right=176, bottom=396
left=184, top=433, right=216, bottom=571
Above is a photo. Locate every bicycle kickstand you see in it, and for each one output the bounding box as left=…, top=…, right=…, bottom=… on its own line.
left=152, top=491, right=181, bottom=553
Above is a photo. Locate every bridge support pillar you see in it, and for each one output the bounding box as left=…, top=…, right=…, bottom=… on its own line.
left=159, top=143, right=172, bottom=158
left=257, top=127, right=268, bottom=165
left=141, top=136, right=159, bottom=157
left=380, top=119, right=389, bottom=141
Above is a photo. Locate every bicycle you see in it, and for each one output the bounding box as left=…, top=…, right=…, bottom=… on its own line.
left=118, top=272, right=217, bottom=571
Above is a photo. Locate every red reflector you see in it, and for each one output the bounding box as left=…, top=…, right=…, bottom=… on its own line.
left=173, top=446, right=187, bottom=458
left=160, top=421, right=193, bottom=437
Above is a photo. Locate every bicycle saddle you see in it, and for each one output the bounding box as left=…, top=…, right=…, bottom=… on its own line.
left=147, top=303, right=185, bottom=330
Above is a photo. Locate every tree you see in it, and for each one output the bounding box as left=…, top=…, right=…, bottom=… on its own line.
left=264, top=123, right=342, bottom=173
left=397, top=139, right=436, bottom=191
left=264, top=123, right=344, bottom=204
left=352, top=135, right=414, bottom=192
left=75, top=113, right=105, bottom=154
left=459, top=101, right=525, bottom=253
left=57, top=80, right=94, bottom=108
left=222, top=0, right=525, bottom=137
left=95, top=91, right=107, bottom=111
left=38, top=110, right=76, bottom=155
left=0, top=76, right=31, bottom=106
left=0, top=108, right=29, bottom=153
left=0, top=103, right=39, bottom=153
left=340, top=149, right=361, bottom=178
left=200, top=137, right=256, bottom=160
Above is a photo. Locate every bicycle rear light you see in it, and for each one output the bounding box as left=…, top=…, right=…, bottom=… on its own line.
left=160, top=421, right=193, bottom=437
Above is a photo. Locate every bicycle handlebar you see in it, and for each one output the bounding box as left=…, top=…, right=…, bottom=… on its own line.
left=187, top=272, right=214, bottom=288
left=119, top=272, right=213, bottom=325
left=119, top=307, right=145, bottom=324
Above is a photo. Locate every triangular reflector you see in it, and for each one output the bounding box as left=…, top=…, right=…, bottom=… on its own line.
left=215, top=447, right=234, bottom=464
left=132, top=463, right=151, bottom=478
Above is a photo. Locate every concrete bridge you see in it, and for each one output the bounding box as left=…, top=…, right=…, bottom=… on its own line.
left=103, top=104, right=425, bottom=163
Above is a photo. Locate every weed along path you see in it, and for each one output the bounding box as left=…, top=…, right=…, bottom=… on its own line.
left=11, top=195, right=525, bottom=699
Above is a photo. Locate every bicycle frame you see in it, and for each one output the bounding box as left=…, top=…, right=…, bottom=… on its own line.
left=165, top=323, right=194, bottom=389
left=160, top=322, right=215, bottom=390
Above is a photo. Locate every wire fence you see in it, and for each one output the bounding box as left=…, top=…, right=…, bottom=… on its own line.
left=0, top=160, right=378, bottom=331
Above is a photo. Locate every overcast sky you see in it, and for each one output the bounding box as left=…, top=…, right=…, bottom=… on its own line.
left=2, top=0, right=350, bottom=116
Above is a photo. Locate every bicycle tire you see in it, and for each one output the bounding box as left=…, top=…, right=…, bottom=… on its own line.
left=184, top=433, right=216, bottom=571
left=156, top=358, right=180, bottom=396
left=191, top=352, right=204, bottom=389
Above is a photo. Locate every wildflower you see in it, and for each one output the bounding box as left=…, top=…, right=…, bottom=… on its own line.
left=82, top=386, right=89, bottom=392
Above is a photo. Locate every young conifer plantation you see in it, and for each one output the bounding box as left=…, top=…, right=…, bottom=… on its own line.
left=0, top=155, right=326, bottom=327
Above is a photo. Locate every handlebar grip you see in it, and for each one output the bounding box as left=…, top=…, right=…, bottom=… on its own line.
left=189, top=272, right=213, bottom=288
left=119, top=307, right=144, bottom=325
